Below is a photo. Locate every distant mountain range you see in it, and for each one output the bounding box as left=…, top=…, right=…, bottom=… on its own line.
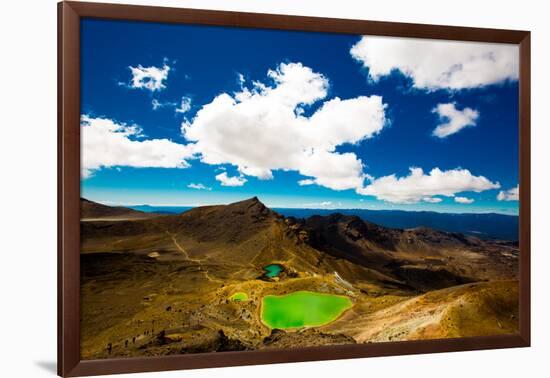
left=127, top=204, right=518, bottom=241
left=276, top=208, right=518, bottom=241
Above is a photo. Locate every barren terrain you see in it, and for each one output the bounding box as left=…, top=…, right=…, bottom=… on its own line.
left=80, top=197, right=518, bottom=359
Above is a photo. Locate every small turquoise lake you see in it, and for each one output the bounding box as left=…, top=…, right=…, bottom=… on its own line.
left=263, top=264, right=283, bottom=278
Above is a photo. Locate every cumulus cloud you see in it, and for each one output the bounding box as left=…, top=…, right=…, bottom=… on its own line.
left=432, top=103, right=479, bottom=138
left=181, top=62, right=387, bottom=191
left=455, top=196, right=474, bottom=204
left=188, top=183, right=211, bottom=190
left=81, top=116, right=194, bottom=179
left=497, top=185, right=519, bottom=201
left=350, top=36, right=518, bottom=90
left=215, top=172, right=247, bottom=187
left=357, top=167, right=500, bottom=204
left=128, top=62, right=170, bottom=92
left=175, top=97, right=192, bottom=114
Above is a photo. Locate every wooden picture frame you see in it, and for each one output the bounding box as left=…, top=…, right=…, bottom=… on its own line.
left=58, top=1, right=531, bottom=376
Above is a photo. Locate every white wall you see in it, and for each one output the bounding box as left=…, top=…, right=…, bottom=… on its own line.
left=1, top=0, right=548, bottom=377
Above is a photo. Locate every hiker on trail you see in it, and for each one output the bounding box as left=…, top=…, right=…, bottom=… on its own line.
left=107, top=343, right=112, bottom=355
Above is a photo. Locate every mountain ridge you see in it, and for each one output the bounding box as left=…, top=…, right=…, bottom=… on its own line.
left=81, top=197, right=518, bottom=290
left=122, top=201, right=518, bottom=240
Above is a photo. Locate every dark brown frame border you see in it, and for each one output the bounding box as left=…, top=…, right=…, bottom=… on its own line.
left=58, top=1, right=531, bottom=376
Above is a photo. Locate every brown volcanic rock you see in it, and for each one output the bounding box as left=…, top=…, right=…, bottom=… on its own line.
left=81, top=197, right=279, bottom=253
left=261, top=328, right=356, bottom=349
left=323, top=280, right=519, bottom=343
left=79, top=198, right=519, bottom=359
left=304, top=213, right=483, bottom=256
left=162, top=197, right=281, bottom=243
left=304, top=213, right=400, bottom=267
left=300, top=213, right=517, bottom=291
left=80, top=197, right=325, bottom=272
left=80, top=197, right=518, bottom=289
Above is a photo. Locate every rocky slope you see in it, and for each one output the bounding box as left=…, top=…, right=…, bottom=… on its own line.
left=79, top=197, right=519, bottom=359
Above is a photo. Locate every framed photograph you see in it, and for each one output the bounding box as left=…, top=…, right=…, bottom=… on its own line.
left=58, top=1, right=530, bottom=376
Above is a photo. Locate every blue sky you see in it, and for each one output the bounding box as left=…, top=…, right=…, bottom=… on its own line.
left=80, top=19, right=520, bottom=215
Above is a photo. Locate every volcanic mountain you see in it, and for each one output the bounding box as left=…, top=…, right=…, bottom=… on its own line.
left=79, top=197, right=519, bottom=359
left=301, top=213, right=517, bottom=290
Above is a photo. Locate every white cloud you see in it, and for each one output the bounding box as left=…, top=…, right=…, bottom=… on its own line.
left=215, top=172, right=247, bottom=187
left=432, top=103, right=479, bottom=138
left=350, top=36, right=518, bottom=90
left=129, top=62, right=170, bottom=92
left=152, top=99, right=176, bottom=110
left=81, top=116, right=194, bottom=179
left=175, top=97, right=192, bottom=114
left=237, top=73, right=245, bottom=85
left=497, top=185, right=519, bottom=201
left=300, top=201, right=338, bottom=209
left=423, top=197, right=443, bottom=203
left=187, top=183, right=211, bottom=191
left=152, top=99, right=163, bottom=110
left=455, top=196, right=475, bottom=204
left=357, top=167, right=500, bottom=204
left=151, top=96, right=191, bottom=113
left=298, top=179, right=316, bottom=186
left=182, top=62, right=387, bottom=191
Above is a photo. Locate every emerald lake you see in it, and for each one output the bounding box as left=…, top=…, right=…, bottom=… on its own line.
left=263, top=264, right=283, bottom=278
left=229, top=292, right=248, bottom=301
left=261, top=291, right=353, bottom=329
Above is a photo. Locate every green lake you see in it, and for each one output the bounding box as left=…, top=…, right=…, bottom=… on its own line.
left=261, top=291, right=353, bottom=329
left=263, top=264, right=283, bottom=278
left=229, top=292, right=249, bottom=301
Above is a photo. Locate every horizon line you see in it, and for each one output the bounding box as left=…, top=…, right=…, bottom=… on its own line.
left=89, top=198, right=519, bottom=217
